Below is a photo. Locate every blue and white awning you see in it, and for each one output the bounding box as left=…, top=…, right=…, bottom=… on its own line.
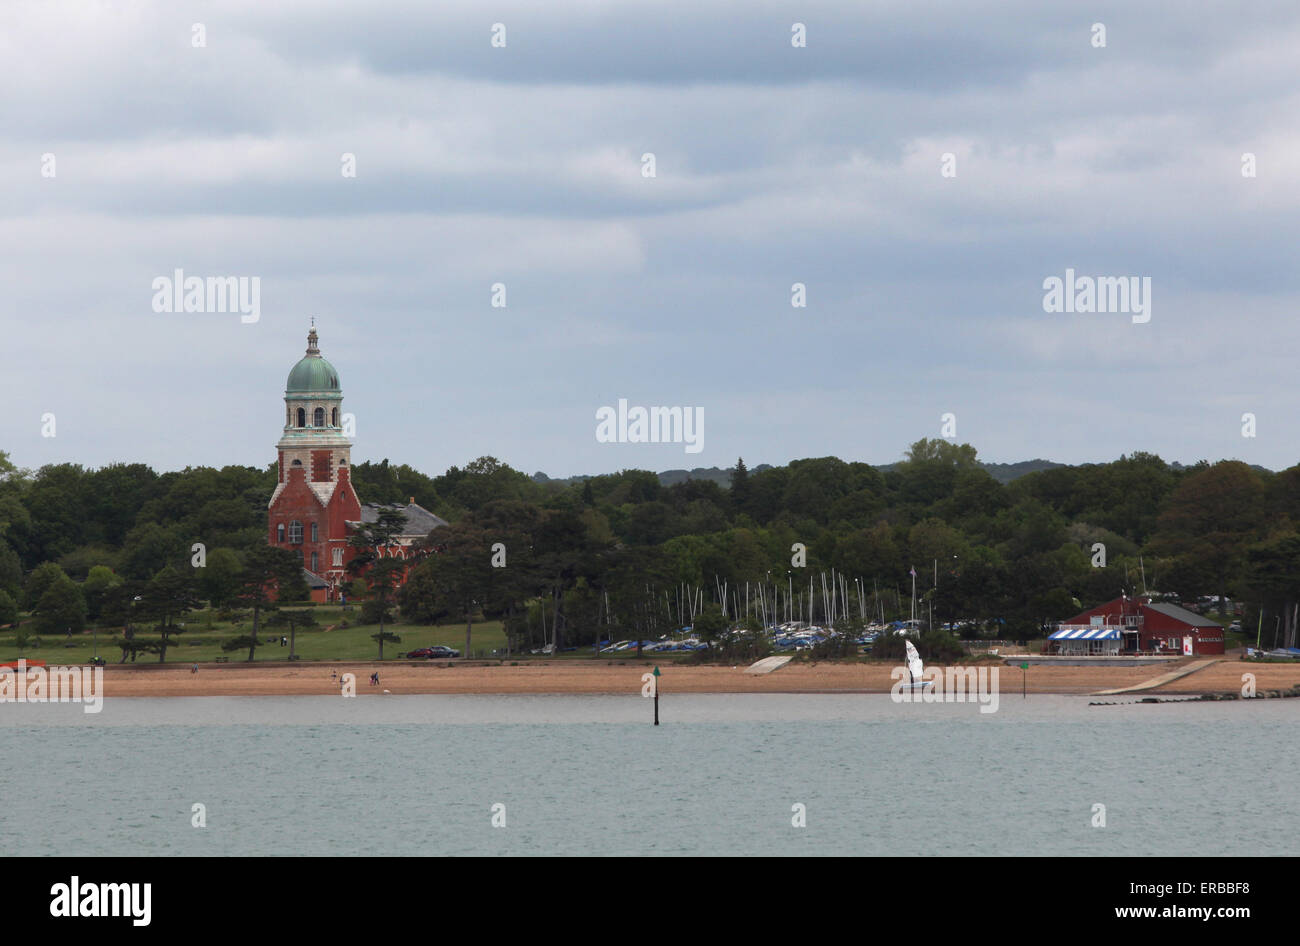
left=1050, top=626, right=1122, bottom=640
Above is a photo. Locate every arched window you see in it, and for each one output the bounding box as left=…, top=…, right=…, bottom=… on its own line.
left=288, top=520, right=303, bottom=544
left=310, top=551, right=318, bottom=572
left=314, top=407, right=325, bottom=427
left=310, top=522, right=318, bottom=542
left=296, top=408, right=305, bottom=428
left=277, top=523, right=285, bottom=542
left=331, top=407, right=338, bottom=427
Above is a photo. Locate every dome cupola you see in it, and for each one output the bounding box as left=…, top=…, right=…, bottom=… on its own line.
left=271, top=322, right=353, bottom=508
left=286, top=327, right=341, bottom=393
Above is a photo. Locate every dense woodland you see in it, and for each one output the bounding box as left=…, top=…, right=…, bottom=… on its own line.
left=2, top=440, right=1299, bottom=655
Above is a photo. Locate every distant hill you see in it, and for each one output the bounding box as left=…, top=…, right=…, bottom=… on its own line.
left=977, top=459, right=1069, bottom=483
left=532, top=465, right=772, bottom=489
left=657, top=465, right=773, bottom=487
left=875, top=458, right=1067, bottom=484
left=533, top=459, right=1063, bottom=488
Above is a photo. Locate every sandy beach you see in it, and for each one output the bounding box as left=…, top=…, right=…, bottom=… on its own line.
left=77, top=656, right=1300, bottom=698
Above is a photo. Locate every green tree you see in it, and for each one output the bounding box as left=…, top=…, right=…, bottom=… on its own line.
left=266, top=607, right=318, bottom=660
left=33, top=572, right=87, bottom=637
left=894, top=440, right=981, bottom=511
left=533, top=508, right=612, bottom=651
left=435, top=456, right=537, bottom=513
left=83, top=565, right=122, bottom=620
left=730, top=457, right=751, bottom=514
left=408, top=521, right=497, bottom=659
left=347, top=507, right=410, bottom=658
left=0, top=589, right=17, bottom=627
left=197, top=548, right=243, bottom=608
left=1149, top=461, right=1266, bottom=609
left=277, top=565, right=312, bottom=603
left=119, top=522, right=187, bottom=580
left=0, top=542, right=22, bottom=599
left=1245, top=532, right=1300, bottom=649
left=23, top=561, right=68, bottom=611
left=138, top=565, right=201, bottom=662
left=231, top=545, right=303, bottom=661
left=57, top=545, right=121, bottom=579
left=370, top=628, right=402, bottom=658
left=98, top=579, right=144, bottom=631
left=86, top=463, right=160, bottom=547
left=692, top=604, right=728, bottom=652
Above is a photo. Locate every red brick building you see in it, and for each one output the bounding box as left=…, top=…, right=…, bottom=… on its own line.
left=1052, top=595, right=1226, bottom=656
left=266, top=327, right=446, bottom=601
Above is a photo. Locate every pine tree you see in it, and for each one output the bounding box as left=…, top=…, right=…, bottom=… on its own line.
left=730, top=457, right=751, bottom=513
left=348, top=508, right=409, bottom=658
left=228, top=545, right=302, bottom=661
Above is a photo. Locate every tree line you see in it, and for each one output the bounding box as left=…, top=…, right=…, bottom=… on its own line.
left=2, top=441, right=1298, bottom=655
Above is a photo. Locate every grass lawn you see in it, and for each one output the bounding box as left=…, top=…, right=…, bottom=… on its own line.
left=3, top=605, right=713, bottom=666
left=0, top=606, right=511, bottom=664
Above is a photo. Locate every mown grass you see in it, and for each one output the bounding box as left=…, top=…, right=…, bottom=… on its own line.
left=0, top=606, right=511, bottom=663
left=0, top=608, right=695, bottom=664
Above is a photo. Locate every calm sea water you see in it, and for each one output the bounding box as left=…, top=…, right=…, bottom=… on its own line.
left=2, top=694, right=1296, bottom=856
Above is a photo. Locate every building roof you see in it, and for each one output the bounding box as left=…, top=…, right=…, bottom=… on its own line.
left=286, top=328, right=341, bottom=393
left=1142, top=601, right=1222, bottom=628
left=302, top=568, right=328, bottom=589
left=357, top=502, right=449, bottom=538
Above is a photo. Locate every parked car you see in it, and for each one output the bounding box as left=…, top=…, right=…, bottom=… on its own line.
left=406, top=645, right=460, bottom=659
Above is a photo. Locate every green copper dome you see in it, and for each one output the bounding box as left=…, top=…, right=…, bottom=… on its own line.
left=286, top=328, right=341, bottom=393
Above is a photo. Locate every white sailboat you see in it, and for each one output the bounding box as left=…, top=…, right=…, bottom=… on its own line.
left=899, top=640, right=934, bottom=692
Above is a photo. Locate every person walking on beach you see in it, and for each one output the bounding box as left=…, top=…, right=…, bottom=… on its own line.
left=370, top=672, right=379, bottom=687
left=191, top=663, right=198, bottom=674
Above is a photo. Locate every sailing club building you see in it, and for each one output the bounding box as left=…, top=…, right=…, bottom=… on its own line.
left=1049, top=595, right=1226, bottom=656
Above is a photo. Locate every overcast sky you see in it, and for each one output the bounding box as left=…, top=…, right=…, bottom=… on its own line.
left=3, top=0, right=1299, bottom=479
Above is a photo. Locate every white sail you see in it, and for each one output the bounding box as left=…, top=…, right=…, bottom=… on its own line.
left=905, top=640, right=925, bottom=681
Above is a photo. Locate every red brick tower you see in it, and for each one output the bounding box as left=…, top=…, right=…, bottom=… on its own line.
left=267, top=326, right=361, bottom=600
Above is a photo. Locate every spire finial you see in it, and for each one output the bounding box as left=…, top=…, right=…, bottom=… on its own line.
left=306, top=322, right=320, bottom=355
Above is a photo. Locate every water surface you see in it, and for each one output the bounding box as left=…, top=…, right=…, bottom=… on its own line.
left=2, top=694, right=1293, bottom=855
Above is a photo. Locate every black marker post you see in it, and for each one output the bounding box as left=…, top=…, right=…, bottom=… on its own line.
left=653, top=665, right=660, bottom=725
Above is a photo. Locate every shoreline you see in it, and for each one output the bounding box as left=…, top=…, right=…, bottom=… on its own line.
left=62, top=658, right=1300, bottom=698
